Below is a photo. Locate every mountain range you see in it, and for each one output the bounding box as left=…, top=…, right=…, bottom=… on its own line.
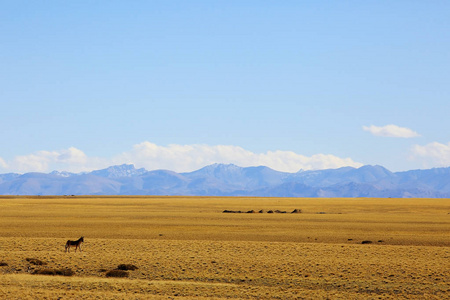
left=0, top=164, right=449, bottom=197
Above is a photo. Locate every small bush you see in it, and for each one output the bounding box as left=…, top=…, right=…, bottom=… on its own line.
left=106, top=269, right=129, bottom=278
left=33, top=268, right=74, bottom=276
left=291, top=209, right=302, bottom=214
left=26, top=258, right=47, bottom=265
left=34, top=269, right=55, bottom=275
left=117, top=264, right=138, bottom=271
left=0, top=262, right=8, bottom=266
left=361, top=240, right=373, bottom=244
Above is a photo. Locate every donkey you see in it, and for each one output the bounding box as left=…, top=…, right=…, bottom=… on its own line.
left=65, top=237, right=84, bottom=253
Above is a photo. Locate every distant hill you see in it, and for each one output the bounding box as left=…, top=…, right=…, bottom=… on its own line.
left=0, top=164, right=449, bottom=197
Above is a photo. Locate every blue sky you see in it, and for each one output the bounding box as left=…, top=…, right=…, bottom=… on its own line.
left=1, top=1, right=449, bottom=173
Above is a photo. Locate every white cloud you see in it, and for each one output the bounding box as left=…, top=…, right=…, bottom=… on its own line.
left=0, top=157, right=7, bottom=169
left=115, top=142, right=363, bottom=173
left=0, top=142, right=363, bottom=173
left=363, top=124, right=420, bottom=138
left=411, top=142, right=450, bottom=168
left=6, top=147, right=108, bottom=174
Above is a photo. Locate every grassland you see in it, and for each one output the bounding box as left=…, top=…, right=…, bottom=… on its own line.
left=0, top=196, right=448, bottom=299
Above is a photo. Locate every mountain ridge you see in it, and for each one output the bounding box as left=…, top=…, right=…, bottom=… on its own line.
left=0, top=164, right=449, bottom=198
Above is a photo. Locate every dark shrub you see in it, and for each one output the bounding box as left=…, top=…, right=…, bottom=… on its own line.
left=291, top=209, right=302, bottom=213
left=106, top=269, right=129, bottom=278
left=34, top=269, right=56, bottom=275
left=34, top=268, right=74, bottom=276
left=58, top=268, right=75, bottom=276
left=117, top=264, right=138, bottom=271
left=26, top=258, right=47, bottom=265
left=0, top=262, right=8, bottom=266
left=361, top=240, right=373, bottom=244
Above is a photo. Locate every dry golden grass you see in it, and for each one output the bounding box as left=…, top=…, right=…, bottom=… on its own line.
left=0, top=196, right=449, bottom=299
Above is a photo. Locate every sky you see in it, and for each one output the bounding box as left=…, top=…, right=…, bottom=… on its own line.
left=1, top=1, right=449, bottom=174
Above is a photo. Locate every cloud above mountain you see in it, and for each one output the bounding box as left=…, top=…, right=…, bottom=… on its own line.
left=5, top=147, right=98, bottom=173
left=363, top=125, right=420, bottom=138
left=0, top=142, right=363, bottom=174
left=0, top=157, right=7, bottom=169
left=411, top=141, right=450, bottom=168
left=117, top=142, right=363, bottom=173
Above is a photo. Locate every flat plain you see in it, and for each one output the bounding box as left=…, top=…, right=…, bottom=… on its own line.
left=0, top=196, right=448, bottom=299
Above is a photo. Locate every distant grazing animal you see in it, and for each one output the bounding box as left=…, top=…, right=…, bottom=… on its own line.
left=65, top=237, right=84, bottom=253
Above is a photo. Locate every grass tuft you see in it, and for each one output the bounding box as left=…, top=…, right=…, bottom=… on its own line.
left=117, top=264, right=138, bottom=271
left=26, top=258, right=47, bottom=265
left=33, top=268, right=74, bottom=276
left=106, top=269, right=129, bottom=278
